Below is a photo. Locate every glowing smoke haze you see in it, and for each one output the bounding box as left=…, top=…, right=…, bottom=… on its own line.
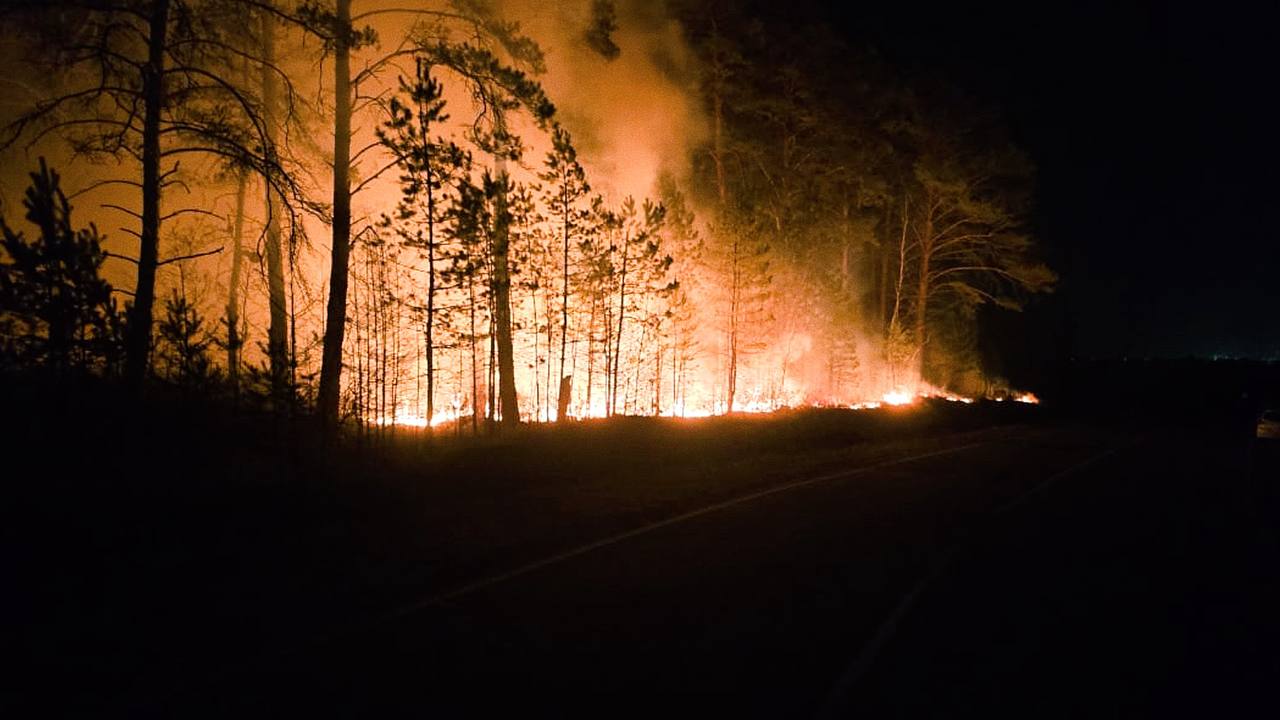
left=0, top=0, right=1039, bottom=425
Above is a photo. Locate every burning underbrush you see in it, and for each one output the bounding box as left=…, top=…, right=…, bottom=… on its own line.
left=368, top=381, right=1039, bottom=438
left=367, top=381, right=1040, bottom=430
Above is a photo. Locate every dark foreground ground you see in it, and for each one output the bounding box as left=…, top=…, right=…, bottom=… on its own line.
left=5, top=381, right=1279, bottom=717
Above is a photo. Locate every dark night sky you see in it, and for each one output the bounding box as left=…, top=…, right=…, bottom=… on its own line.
left=794, top=0, right=1280, bottom=360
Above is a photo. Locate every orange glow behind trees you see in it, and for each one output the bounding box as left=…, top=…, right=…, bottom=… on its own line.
left=0, top=1, right=1053, bottom=430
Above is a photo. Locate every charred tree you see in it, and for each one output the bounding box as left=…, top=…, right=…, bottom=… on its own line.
left=316, top=0, right=354, bottom=431
left=224, top=167, right=248, bottom=393
left=261, top=9, right=289, bottom=407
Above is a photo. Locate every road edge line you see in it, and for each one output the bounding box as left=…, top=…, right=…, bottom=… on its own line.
left=139, top=436, right=999, bottom=712
left=398, top=440, right=992, bottom=614
left=813, top=441, right=1133, bottom=720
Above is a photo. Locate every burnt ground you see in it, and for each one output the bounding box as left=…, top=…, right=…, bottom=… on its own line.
left=4, top=376, right=1279, bottom=717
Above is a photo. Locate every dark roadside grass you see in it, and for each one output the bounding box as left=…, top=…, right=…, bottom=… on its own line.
left=4, top=374, right=1050, bottom=714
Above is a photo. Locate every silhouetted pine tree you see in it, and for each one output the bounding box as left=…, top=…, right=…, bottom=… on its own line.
left=156, top=289, right=217, bottom=391
left=378, top=59, right=468, bottom=433
left=538, top=126, right=591, bottom=420
left=0, top=159, right=120, bottom=374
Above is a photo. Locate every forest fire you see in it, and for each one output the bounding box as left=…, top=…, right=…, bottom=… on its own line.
left=0, top=0, right=1053, bottom=436
left=881, top=391, right=916, bottom=406
left=8, top=3, right=1280, bottom=718
left=363, top=381, right=1027, bottom=428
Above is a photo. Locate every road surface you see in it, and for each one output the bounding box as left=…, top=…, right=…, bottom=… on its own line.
left=146, top=425, right=1278, bottom=718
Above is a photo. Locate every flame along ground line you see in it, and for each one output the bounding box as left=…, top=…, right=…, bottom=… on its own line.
left=813, top=438, right=1139, bottom=720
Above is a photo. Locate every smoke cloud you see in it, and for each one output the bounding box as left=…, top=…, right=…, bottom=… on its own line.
left=505, top=0, right=706, bottom=200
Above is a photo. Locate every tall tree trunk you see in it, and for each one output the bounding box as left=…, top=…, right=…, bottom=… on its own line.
left=557, top=375, right=572, bottom=421
left=378, top=245, right=388, bottom=433
left=352, top=258, right=364, bottom=436
left=125, top=0, right=170, bottom=388
left=288, top=252, right=298, bottom=391
left=319, top=0, right=353, bottom=431
left=671, top=333, right=678, bottom=414
left=261, top=10, right=289, bottom=407
left=556, top=195, right=570, bottom=421
left=421, top=60, right=437, bottom=432
left=727, top=235, right=739, bottom=412
left=491, top=120, right=519, bottom=429
left=712, top=81, right=738, bottom=413
left=487, top=321, right=496, bottom=429
left=653, top=337, right=662, bottom=415
left=914, top=200, right=934, bottom=379
left=586, top=296, right=596, bottom=415
left=468, top=268, right=479, bottom=434
left=878, top=203, right=892, bottom=330
left=425, top=209, right=435, bottom=429
left=611, top=233, right=629, bottom=417
left=531, top=281, right=541, bottom=419
left=226, top=167, right=247, bottom=393
left=890, top=196, right=909, bottom=330
left=878, top=244, right=889, bottom=331
left=545, top=284, right=553, bottom=420
left=602, top=301, right=613, bottom=414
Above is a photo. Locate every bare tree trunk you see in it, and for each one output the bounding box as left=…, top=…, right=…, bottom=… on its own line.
left=425, top=220, right=435, bottom=429
left=653, top=335, right=662, bottom=415
left=611, top=232, right=629, bottom=417
left=262, top=10, right=289, bottom=407
left=557, top=196, right=570, bottom=421
left=557, top=376, right=572, bottom=420
left=544, top=283, right=553, bottom=420
left=531, top=281, right=541, bottom=420
left=914, top=198, right=934, bottom=377
left=226, top=167, right=247, bottom=393
left=890, top=196, right=909, bottom=330
left=629, top=333, right=643, bottom=414
left=491, top=140, right=519, bottom=429
left=420, top=59, right=437, bottom=434
left=319, top=0, right=353, bottom=432
left=586, top=296, right=596, bottom=415
left=878, top=246, right=890, bottom=330
left=727, top=236, right=739, bottom=412
left=602, top=301, right=613, bottom=415
left=468, top=269, right=479, bottom=435
left=671, top=333, right=678, bottom=415
left=487, top=323, right=496, bottom=430
left=712, top=82, right=739, bottom=413
left=124, top=0, right=170, bottom=388
left=352, top=255, right=364, bottom=437
left=378, top=244, right=388, bottom=436
left=288, top=249, right=298, bottom=394
left=878, top=203, right=891, bottom=330
left=391, top=271, right=401, bottom=427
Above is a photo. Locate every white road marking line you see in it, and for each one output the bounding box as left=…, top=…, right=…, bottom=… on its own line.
left=813, top=441, right=1133, bottom=719
left=138, top=435, right=1006, bottom=710
left=382, top=440, right=993, bottom=620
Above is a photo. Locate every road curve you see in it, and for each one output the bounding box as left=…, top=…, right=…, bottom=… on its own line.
left=151, top=426, right=1277, bottom=718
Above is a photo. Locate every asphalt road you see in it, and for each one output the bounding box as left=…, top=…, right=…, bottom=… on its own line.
left=156, top=426, right=1279, bottom=718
